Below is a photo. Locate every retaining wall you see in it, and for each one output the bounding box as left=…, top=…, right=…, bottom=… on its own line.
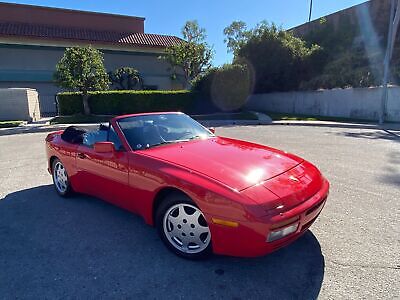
left=246, top=87, right=400, bottom=122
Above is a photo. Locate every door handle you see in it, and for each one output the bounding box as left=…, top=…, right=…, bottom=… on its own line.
left=77, top=153, right=87, bottom=159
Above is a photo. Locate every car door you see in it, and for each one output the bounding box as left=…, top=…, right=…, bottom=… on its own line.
left=75, top=125, right=130, bottom=206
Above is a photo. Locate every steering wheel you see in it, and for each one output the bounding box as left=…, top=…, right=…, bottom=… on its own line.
left=157, top=125, right=170, bottom=138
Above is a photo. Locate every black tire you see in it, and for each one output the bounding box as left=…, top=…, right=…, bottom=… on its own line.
left=51, top=158, right=73, bottom=197
left=156, top=193, right=212, bottom=259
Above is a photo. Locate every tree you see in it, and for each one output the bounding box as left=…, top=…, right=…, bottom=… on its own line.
left=224, top=22, right=320, bottom=93
left=54, top=46, right=109, bottom=115
left=182, top=20, right=207, bottom=43
left=223, top=21, right=250, bottom=55
left=161, top=20, right=213, bottom=87
left=109, top=67, right=143, bottom=90
left=224, top=20, right=282, bottom=58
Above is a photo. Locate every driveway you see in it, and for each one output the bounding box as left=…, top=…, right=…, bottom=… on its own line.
left=0, top=125, right=399, bottom=299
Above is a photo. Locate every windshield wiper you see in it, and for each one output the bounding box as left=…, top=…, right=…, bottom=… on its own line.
left=188, top=135, right=201, bottom=140
left=188, top=134, right=212, bottom=140
left=145, top=139, right=189, bottom=149
left=145, top=136, right=209, bottom=149
left=145, top=141, right=175, bottom=149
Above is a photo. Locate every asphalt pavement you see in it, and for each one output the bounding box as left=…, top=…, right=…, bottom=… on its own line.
left=0, top=124, right=399, bottom=299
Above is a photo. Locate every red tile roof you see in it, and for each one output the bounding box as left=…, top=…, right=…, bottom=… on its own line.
left=0, top=22, right=182, bottom=49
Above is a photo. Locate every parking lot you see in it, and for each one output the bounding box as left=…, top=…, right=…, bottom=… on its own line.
left=0, top=124, right=399, bottom=299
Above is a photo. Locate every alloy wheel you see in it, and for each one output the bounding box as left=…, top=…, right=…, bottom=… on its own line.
left=163, top=203, right=211, bottom=254
left=53, top=161, right=68, bottom=194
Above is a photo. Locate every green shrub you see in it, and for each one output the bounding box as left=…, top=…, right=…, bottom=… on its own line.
left=108, top=67, right=143, bottom=90
left=57, top=90, right=196, bottom=116
left=192, top=64, right=253, bottom=111
left=299, top=51, right=379, bottom=90
left=234, top=23, right=320, bottom=93
left=57, top=93, right=84, bottom=115
left=191, top=67, right=218, bottom=96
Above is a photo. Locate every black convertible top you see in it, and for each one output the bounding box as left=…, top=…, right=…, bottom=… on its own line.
left=61, top=126, right=87, bottom=144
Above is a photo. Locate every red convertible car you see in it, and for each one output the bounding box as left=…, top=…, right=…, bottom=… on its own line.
left=46, top=112, right=329, bottom=259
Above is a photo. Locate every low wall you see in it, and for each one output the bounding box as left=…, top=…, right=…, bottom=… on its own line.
left=0, top=88, right=41, bottom=121
left=246, top=87, right=400, bottom=122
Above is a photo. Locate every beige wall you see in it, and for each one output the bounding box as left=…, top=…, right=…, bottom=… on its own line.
left=0, top=82, right=60, bottom=116
left=0, top=88, right=40, bottom=121
left=0, top=43, right=185, bottom=115
left=0, top=46, right=175, bottom=78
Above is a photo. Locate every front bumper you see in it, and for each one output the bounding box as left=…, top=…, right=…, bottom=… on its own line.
left=208, top=178, right=329, bottom=257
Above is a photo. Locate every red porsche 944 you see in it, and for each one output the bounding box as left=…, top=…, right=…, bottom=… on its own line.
left=46, top=112, right=329, bottom=259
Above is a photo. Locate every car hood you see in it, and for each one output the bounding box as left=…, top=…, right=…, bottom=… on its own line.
left=241, top=160, right=325, bottom=212
left=139, top=137, right=303, bottom=191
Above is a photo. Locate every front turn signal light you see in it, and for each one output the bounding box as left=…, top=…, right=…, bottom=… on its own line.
left=212, top=218, right=239, bottom=228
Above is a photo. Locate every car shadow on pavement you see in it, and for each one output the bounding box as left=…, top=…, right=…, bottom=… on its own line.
left=0, top=124, right=98, bottom=136
left=0, top=185, right=325, bottom=299
left=335, top=129, right=400, bottom=142
left=0, top=125, right=62, bottom=136
left=380, top=151, right=400, bottom=187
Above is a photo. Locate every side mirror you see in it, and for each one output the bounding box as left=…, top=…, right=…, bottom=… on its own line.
left=209, top=127, right=216, bottom=134
left=94, top=141, right=115, bottom=153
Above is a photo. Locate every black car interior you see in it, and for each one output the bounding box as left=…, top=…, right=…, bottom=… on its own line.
left=61, top=124, right=123, bottom=150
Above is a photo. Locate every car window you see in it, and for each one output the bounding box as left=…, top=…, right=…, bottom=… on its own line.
left=118, top=113, right=214, bottom=150
left=108, top=125, right=123, bottom=150
left=118, top=120, right=145, bottom=150
left=82, top=129, right=108, bottom=148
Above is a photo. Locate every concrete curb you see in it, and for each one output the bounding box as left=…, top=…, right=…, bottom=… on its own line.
left=250, top=111, right=273, bottom=123
left=199, top=120, right=272, bottom=127
left=2, top=118, right=400, bottom=137
left=196, top=111, right=273, bottom=127
left=271, top=120, right=400, bottom=131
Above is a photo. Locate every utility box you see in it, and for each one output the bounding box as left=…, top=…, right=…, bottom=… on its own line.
left=0, top=88, right=41, bottom=121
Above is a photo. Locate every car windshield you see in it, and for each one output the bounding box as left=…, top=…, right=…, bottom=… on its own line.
left=117, top=113, right=214, bottom=150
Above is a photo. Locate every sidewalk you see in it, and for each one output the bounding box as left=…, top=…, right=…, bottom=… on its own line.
left=1, top=115, right=400, bottom=136
left=272, top=120, right=400, bottom=132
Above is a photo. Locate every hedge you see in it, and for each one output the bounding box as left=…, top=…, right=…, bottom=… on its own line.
left=57, top=90, right=196, bottom=115
left=192, top=64, right=252, bottom=111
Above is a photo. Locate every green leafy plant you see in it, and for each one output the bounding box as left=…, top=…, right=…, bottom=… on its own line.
left=57, top=90, right=196, bottom=115
left=192, top=64, right=253, bottom=111
left=224, top=21, right=320, bottom=93
left=299, top=14, right=384, bottom=90
left=109, top=67, right=143, bottom=90
left=224, top=13, right=395, bottom=91
left=223, top=21, right=251, bottom=55
left=54, top=46, right=109, bottom=115
left=300, top=51, right=378, bottom=90
left=0, top=121, right=24, bottom=128
left=161, top=20, right=213, bottom=87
